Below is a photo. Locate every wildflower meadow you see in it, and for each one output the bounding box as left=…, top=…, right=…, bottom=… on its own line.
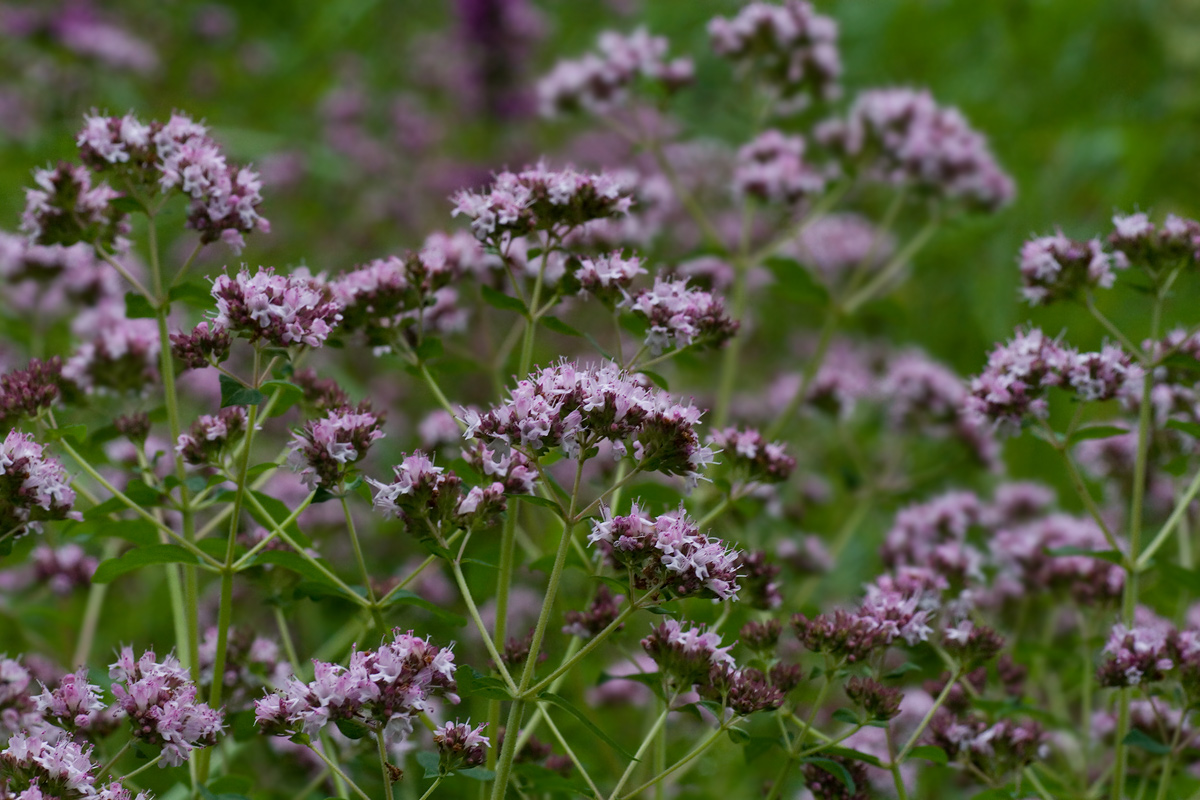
left=1, top=2, right=1200, bottom=799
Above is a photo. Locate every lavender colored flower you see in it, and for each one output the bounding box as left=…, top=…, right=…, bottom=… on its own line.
left=20, top=162, right=129, bottom=251
left=1097, top=619, right=1175, bottom=688
left=451, top=163, right=635, bottom=241
left=433, top=720, right=489, bottom=771
left=704, top=665, right=785, bottom=716
left=368, top=451, right=509, bottom=532
left=708, top=1, right=841, bottom=113
left=62, top=313, right=159, bottom=395
left=291, top=368, right=351, bottom=415
left=818, top=87, right=1014, bottom=212
left=802, top=754, right=868, bottom=800
left=570, top=251, right=646, bottom=306
left=76, top=111, right=270, bottom=252
left=109, top=647, right=224, bottom=767
left=845, top=676, right=902, bottom=721
left=641, top=620, right=735, bottom=689
left=965, top=327, right=1071, bottom=431
left=589, top=502, right=741, bottom=600
left=32, top=668, right=104, bottom=733
left=288, top=407, right=385, bottom=490
left=1018, top=231, right=1121, bottom=305
left=0, top=235, right=123, bottom=315
left=927, top=713, right=1046, bottom=781
left=30, top=545, right=96, bottom=594
left=460, top=443, right=539, bottom=496
left=622, top=278, right=738, bottom=355
left=538, top=28, right=693, bottom=117
left=211, top=267, right=343, bottom=350
left=881, top=490, right=981, bottom=571
left=707, top=427, right=795, bottom=483
left=793, top=582, right=934, bottom=663
left=255, top=629, right=457, bottom=746
left=0, top=359, right=61, bottom=429
left=786, top=212, right=894, bottom=285
left=330, top=251, right=458, bottom=346
left=942, top=620, right=1005, bottom=668
left=0, top=432, right=78, bottom=537
left=170, top=321, right=232, bottom=370
left=733, top=130, right=829, bottom=204
left=1109, top=211, right=1200, bottom=273
left=562, top=585, right=624, bottom=638
left=176, top=407, right=248, bottom=466
left=0, top=731, right=148, bottom=800
left=461, top=361, right=715, bottom=489
left=1063, top=343, right=1141, bottom=403
left=989, top=513, right=1124, bottom=605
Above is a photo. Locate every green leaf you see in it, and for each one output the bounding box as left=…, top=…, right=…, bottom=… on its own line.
left=111, top=195, right=147, bottom=214
left=969, top=790, right=1016, bottom=800
left=416, top=750, right=442, bottom=779
left=512, top=763, right=591, bottom=796
left=334, top=718, right=372, bottom=740
left=1045, top=546, right=1125, bottom=566
left=596, top=670, right=665, bottom=702
left=454, top=666, right=512, bottom=701
left=259, top=380, right=305, bottom=417
left=831, top=707, right=861, bottom=726
left=644, top=605, right=681, bottom=618
left=92, top=545, right=201, bottom=583
left=882, top=661, right=922, bottom=680
left=640, top=370, right=669, bottom=391
left=46, top=424, right=87, bottom=444
left=228, top=710, right=258, bottom=742
left=87, top=519, right=160, bottom=547
left=583, top=332, right=614, bottom=360
left=1068, top=424, right=1129, bottom=444
left=590, top=575, right=628, bottom=595
left=764, top=256, right=830, bottom=304
left=908, top=745, right=949, bottom=765
left=511, top=494, right=563, bottom=513
left=800, top=757, right=855, bottom=794
left=542, top=316, right=583, bottom=337
left=455, top=766, right=496, bottom=781
left=207, top=775, right=253, bottom=795
left=414, top=337, right=444, bottom=363
left=1166, top=419, right=1200, bottom=439
left=820, top=745, right=884, bottom=768
left=219, top=374, right=266, bottom=408
left=742, top=735, right=783, bottom=764
left=168, top=280, right=215, bottom=309
left=480, top=285, right=528, bottom=315
left=1161, top=352, right=1200, bottom=373
left=244, top=551, right=341, bottom=591
left=84, top=479, right=164, bottom=518
left=124, top=292, right=157, bottom=319
left=726, top=727, right=750, bottom=744
left=1122, top=728, right=1171, bottom=755
left=378, top=589, right=467, bottom=627
left=537, top=692, right=639, bottom=761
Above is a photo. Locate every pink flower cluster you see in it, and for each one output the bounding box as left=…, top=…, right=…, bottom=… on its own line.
left=255, top=629, right=457, bottom=746
left=818, top=88, right=1014, bottom=212
left=30, top=545, right=96, bottom=595
left=451, top=163, right=634, bottom=241
left=62, top=312, right=159, bottom=395
left=109, top=647, right=224, bottom=767
left=1018, top=231, right=1121, bottom=305
left=571, top=251, right=646, bottom=306
left=0, top=432, right=77, bottom=537
left=0, top=731, right=149, bottom=800
left=539, top=28, right=693, bottom=117
left=20, top=162, right=129, bottom=252
left=1109, top=211, right=1200, bottom=272
left=433, top=720, right=490, bottom=771
left=33, top=667, right=104, bottom=733
left=966, top=328, right=1141, bottom=432
left=288, top=407, right=385, bottom=490
left=733, top=130, right=829, bottom=205
left=76, top=111, right=269, bottom=253
left=0, top=235, right=123, bottom=318
left=588, top=502, right=742, bottom=600
left=785, top=212, right=894, bottom=286
left=0, top=358, right=61, bottom=430
left=708, top=1, right=841, bottom=113
left=169, top=321, right=231, bottom=371
left=460, top=361, right=716, bottom=488
left=368, top=449, right=530, bottom=533
left=1097, top=618, right=1175, bottom=688
left=793, top=578, right=935, bottom=663
left=176, top=407, right=248, bottom=466
left=706, top=427, right=795, bottom=483
left=622, top=278, right=739, bottom=355
left=211, top=267, right=344, bottom=350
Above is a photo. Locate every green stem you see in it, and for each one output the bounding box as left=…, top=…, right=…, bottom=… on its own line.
left=72, top=538, right=120, bottom=666
left=376, top=729, right=396, bottom=800
left=98, top=740, right=132, bottom=778
left=120, top=754, right=163, bottom=782
left=896, top=669, right=960, bottom=764
left=342, top=494, right=385, bottom=636
left=766, top=305, right=840, bottom=439
left=608, top=706, right=670, bottom=800
left=842, top=216, right=940, bottom=314
left=619, top=723, right=727, bottom=800
left=1137, top=464, right=1200, bottom=569
left=417, top=777, right=444, bottom=800
left=487, top=507, right=519, bottom=774
left=449, top=558, right=518, bottom=693
left=540, top=706, right=604, bottom=799
left=230, top=492, right=315, bottom=569
left=306, top=744, right=373, bottom=800
left=526, top=604, right=636, bottom=695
